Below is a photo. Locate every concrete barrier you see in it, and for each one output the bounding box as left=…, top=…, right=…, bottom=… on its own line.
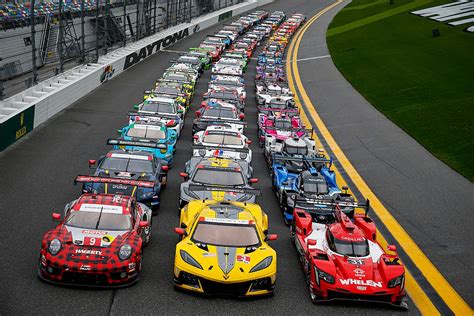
left=0, top=0, right=273, bottom=151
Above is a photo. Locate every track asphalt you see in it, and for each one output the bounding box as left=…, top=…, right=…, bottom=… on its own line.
left=0, top=0, right=469, bottom=314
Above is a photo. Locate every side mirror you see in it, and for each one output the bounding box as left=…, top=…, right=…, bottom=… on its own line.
left=266, top=234, right=278, bottom=241
left=133, top=104, right=139, bottom=110
left=246, top=139, right=252, bottom=145
left=239, top=113, right=245, bottom=120
left=387, top=245, right=397, bottom=253
left=179, top=172, right=189, bottom=179
left=88, top=159, right=96, bottom=168
left=139, top=220, right=149, bottom=228
left=161, top=165, right=169, bottom=172
left=52, top=213, right=61, bottom=221
left=307, top=239, right=317, bottom=246
left=177, top=109, right=184, bottom=114
left=195, top=110, right=201, bottom=117
left=193, top=135, right=199, bottom=140
left=174, top=227, right=187, bottom=236
left=117, top=129, right=123, bottom=134
left=249, top=178, right=259, bottom=184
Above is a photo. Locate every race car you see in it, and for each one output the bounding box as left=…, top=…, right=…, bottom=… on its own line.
left=212, top=57, right=247, bottom=76
left=173, top=199, right=277, bottom=297
left=178, top=157, right=257, bottom=208
left=84, top=146, right=168, bottom=212
left=162, top=70, right=196, bottom=87
left=191, top=46, right=221, bottom=61
left=116, top=120, right=177, bottom=165
left=165, top=64, right=200, bottom=82
left=265, top=136, right=317, bottom=164
left=255, top=80, right=291, bottom=96
left=154, top=79, right=193, bottom=103
left=257, top=94, right=295, bottom=108
left=290, top=201, right=407, bottom=308
left=185, top=50, right=212, bottom=70
left=193, top=102, right=246, bottom=134
left=208, top=75, right=246, bottom=99
left=255, top=64, right=285, bottom=81
left=202, top=88, right=245, bottom=111
left=258, top=115, right=306, bottom=147
left=38, top=176, right=153, bottom=287
left=203, top=36, right=226, bottom=51
left=271, top=155, right=342, bottom=223
left=172, top=55, right=204, bottom=74
left=131, top=97, right=184, bottom=134
left=192, top=125, right=252, bottom=163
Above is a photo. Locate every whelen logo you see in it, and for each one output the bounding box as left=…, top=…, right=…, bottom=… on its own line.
left=76, top=249, right=102, bottom=255
left=124, top=28, right=190, bottom=70
left=340, top=279, right=383, bottom=288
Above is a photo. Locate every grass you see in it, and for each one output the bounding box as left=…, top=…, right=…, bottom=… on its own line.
left=327, top=0, right=474, bottom=181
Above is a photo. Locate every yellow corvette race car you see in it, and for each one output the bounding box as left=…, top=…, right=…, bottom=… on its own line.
left=173, top=199, right=278, bottom=297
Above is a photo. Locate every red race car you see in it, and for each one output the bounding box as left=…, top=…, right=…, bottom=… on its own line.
left=38, top=176, right=153, bottom=287
left=290, top=200, right=408, bottom=309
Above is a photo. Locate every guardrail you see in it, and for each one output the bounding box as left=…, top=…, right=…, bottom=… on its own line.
left=0, top=0, right=273, bottom=151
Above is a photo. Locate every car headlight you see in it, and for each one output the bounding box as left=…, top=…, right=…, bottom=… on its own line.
left=160, top=148, right=168, bottom=154
left=180, top=250, right=203, bottom=270
left=314, top=267, right=335, bottom=285
left=119, top=244, right=132, bottom=260
left=250, top=256, right=272, bottom=273
left=240, top=153, right=247, bottom=159
left=388, top=274, right=404, bottom=288
left=48, top=239, right=61, bottom=255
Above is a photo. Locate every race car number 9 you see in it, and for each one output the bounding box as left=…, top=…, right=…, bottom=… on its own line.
left=84, top=237, right=101, bottom=246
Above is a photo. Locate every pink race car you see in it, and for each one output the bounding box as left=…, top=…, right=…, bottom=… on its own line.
left=258, top=114, right=306, bottom=147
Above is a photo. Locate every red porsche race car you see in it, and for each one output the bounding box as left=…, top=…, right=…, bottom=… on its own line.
left=290, top=200, right=408, bottom=309
left=38, top=176, right=153, bottom=287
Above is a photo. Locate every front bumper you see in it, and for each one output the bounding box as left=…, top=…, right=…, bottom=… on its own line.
left=38, top=255, right=140, bottom=288
left=174, top=268, right=275, bottom=297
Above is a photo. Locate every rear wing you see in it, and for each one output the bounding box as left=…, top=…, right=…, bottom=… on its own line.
left=193, top=144, right=250, bottom=154
left=264, top=126, right=312, bottom=134
left=74, top=175, right=155, bottom=188
left=196, top=118, right=247, bottom=126
left=188, top=184, right=261, bottom=196
left=295, top=196, right=370, bottom=216
left=208, top=81, right=245, bottom=88
left=156, top=78, right=192, bottom=85
left=272, top=153, right=332, bottom=168
left=107, top=138, right=167, bottom=149
left=128, top=111, right=181, bottom=121
left=257, top=106, right=298, bottom=113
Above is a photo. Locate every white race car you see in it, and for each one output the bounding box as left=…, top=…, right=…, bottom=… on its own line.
left=212, top=58, right=245, bottom=76
left=192, top=125, right=252, bottom=163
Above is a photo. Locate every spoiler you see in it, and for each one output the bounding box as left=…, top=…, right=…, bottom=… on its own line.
left=295, top=196, right=370, bottom=215
left=193, top=144, right=250, bottom=154
left=128, top=111, right=181, bottom=121
left=107, top=138, right=167, bottom=149
left=188, top=184, right=261, bottom=196
left=208, top=81, right=245, bottom=87
left=74, top=175, right=155, bottom=188
left=265, top=126, right=312, bottom=134
left=156, top=78, right=192, bottom=85
left=257, top=106, right=298, bottom=113
left=272, top=153, right=332, bottom=169
left=197, top=117, right=247, bottom=126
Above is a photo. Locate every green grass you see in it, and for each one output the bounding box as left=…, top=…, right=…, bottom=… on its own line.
left=327, top=0, right=474, bottom=181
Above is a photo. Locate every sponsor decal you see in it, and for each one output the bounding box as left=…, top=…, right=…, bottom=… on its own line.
left=75, top=249, right=102, bottom=255
left=237, top=255, right=251, bottom=264
left=84, top=236, right=101, bottom=246
left=80, top=264, right=91, bottom=271
left=339, top=235, right=364, bottom=242
left=340, top=279, right=383, bottom=288
left=128, top=262, right=136, bottom=271
left=353, top=268, right=365, bottom=277
left=0, top=105, right=35, bottom=151
left=123, top=28, right=190, bottom=70
left=357, top=286, right=367, bottom=291
left=411, top=1, right=474, bottom=33
left=348, top=259, right=364, bottom=265
left=100, top=65, right=115, bottom=83
left=203, top=252, right=216, bottom=257
left=82, top=230, right=107, bottom=235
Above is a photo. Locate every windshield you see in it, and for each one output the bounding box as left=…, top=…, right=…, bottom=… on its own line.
left=127, top=126, right=166, bottom=139
left=219, top=59, right=239, bottom=66
left=269, top=101, right=287, bottom=109
left=285, top=144, right=308, bottom=155
left=333, top=238, right=369, bottom=257
left=178, top=57, right=198, bottom=63
left=203, top=108, right=237, bottom=119
left=302, top=178, right=328, bottom=194
left=192, top=168, right=244, bottom=186
left=203, top=133, right=242, bottom=145
left=275, top=120, right=292, bottom=129
left=155, top=86, right=179, bottom=94
left=65, top=211, right=132, bottom=230
left=209, top=91, right=237, bottom=100
left=165, top=73, right=187, bottom=81
left=99, top=157, right=153, bottom=173
left=141, top=102, right=176, bottom=114
left=192, top=222, right=259, bottom=247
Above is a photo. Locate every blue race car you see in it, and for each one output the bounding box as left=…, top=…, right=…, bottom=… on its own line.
left=272, top=154, right=348, bottom=224
left=83, top=146, right=169, bottom=213
left=117, top=120, right=177, bottom=165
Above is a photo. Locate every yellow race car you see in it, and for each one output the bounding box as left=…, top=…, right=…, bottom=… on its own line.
left=173, top=199, right=278, bottom=297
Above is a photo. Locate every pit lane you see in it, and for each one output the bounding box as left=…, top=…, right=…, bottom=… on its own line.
left=0, top=0, right=416, bottom=314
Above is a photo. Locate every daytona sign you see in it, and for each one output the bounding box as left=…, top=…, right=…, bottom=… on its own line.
left=123, top=28, right=190, bottom=70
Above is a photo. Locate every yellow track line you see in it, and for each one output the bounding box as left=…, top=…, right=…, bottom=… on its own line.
left=285, top=3, right=473, bottom=314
